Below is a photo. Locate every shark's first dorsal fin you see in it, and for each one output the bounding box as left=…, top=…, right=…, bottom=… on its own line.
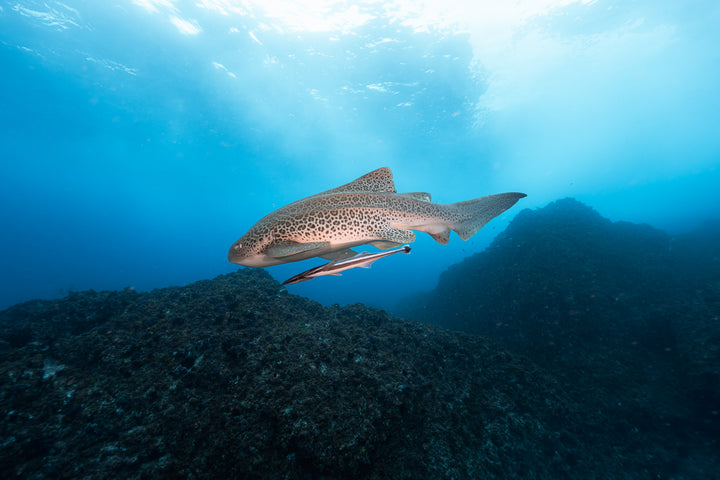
left=307, top=167, right=396, bottom=198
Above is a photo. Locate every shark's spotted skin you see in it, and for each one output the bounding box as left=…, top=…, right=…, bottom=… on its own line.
left=228, top=167, right=526, bottom=267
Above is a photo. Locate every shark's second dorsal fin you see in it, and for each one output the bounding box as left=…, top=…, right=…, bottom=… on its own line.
left=397, top=192, right=431, bottom=202
left=307, top=167, right=396, bottom=198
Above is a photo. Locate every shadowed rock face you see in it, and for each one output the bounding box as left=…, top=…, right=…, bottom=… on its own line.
left=402, top=197, right=720, bottom=476
left=404, top=198, right=687, bottom=350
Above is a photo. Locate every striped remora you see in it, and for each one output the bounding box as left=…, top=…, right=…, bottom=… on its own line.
left=281, top=245, right=411, bottom=285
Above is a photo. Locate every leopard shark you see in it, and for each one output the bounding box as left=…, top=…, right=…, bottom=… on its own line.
left=228, top=167, right=526, bottom=267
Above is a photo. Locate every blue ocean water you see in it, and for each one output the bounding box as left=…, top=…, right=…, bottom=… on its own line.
left=1, top=0, right=719, bottom=312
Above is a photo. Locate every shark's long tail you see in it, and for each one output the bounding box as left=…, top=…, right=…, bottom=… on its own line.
left=449, top=192, right=527, bottom=241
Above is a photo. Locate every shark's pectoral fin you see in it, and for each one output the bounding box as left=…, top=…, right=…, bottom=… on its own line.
left=369, top=240, right=404, bottom=250
left=266, top=241, right=329, bottom=258
left=377, top=227, right=416, bottom=245
left=320, top=248, right=358, bottom=261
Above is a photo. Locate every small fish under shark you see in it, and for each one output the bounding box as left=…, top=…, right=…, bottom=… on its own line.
left=281, top=245, right=411, bottom=285
left=229, top=167, right=526, bottom=269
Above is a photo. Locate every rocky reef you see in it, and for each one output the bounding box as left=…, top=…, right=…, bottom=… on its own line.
left=403, top=198, right=720, bottom=478
left=0, top=269, right=612, bottom=479
left=1, top=199, right=718, bottom=479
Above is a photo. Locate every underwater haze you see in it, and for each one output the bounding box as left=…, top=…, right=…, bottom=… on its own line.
left=1, top=0, right=719, bottom=311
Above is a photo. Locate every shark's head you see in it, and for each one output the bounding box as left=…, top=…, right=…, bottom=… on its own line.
left=228, top=226, right=279, bottom=267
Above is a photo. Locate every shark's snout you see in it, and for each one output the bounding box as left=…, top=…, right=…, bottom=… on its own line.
left=228, top=241, right=279, bottom=268
left=228, top=241, right=245, bottom=263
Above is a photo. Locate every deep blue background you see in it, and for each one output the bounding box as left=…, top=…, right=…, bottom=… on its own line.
left=1, top=0, right=718, bottom=311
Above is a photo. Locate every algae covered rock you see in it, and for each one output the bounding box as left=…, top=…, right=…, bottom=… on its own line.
left=2, top=269, right=602, bottom=479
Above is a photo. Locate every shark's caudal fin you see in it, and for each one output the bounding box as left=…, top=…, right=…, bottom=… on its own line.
left=450, top=192, right=527, bottom=241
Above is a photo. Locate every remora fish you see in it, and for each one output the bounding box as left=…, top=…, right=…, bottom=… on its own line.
left=229, top=167, right=525, bottom=267
left=282, top=245, right=411, bottom=285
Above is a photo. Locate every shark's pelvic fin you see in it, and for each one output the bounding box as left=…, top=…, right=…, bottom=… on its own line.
left=428, top=228, right=451, bottom=245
